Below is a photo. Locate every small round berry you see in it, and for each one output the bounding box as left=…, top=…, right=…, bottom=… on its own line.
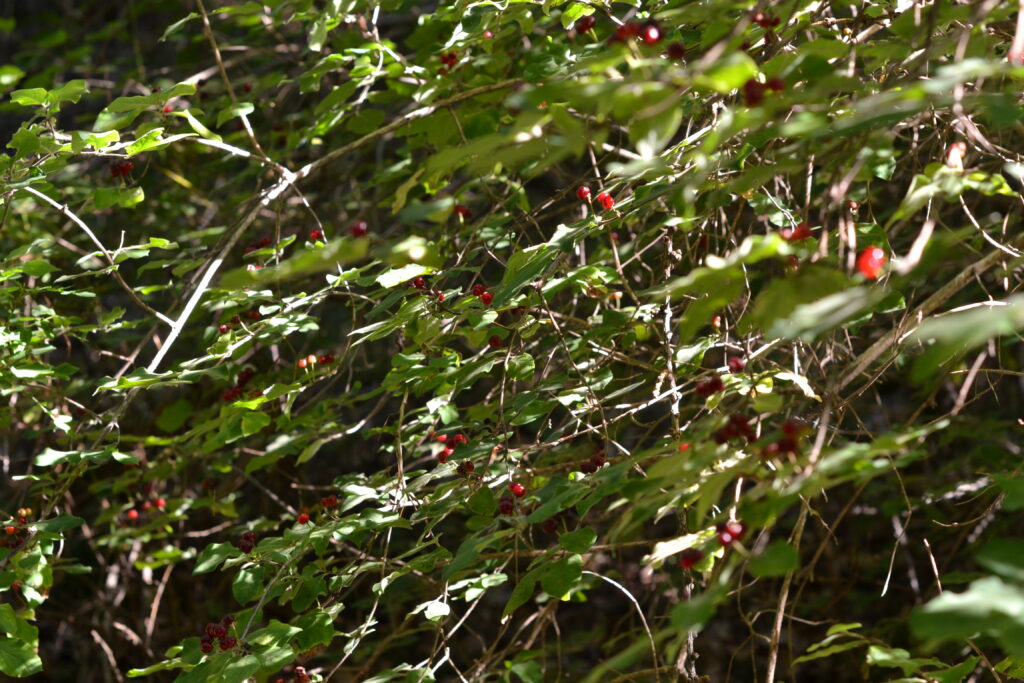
left=640, top=23, right=661, bottom=45
left=350, top=221, right=368, bottom=237
left=321, top=495, right=339, bottom=508
left=221, top=614, right=236, bottom=627
left=127, top=509, right=139, bottom=521
left=679, top=442, right=691, bottom=451
left=480, top=292, right=494, bottom=306
left=162, top=105, right=173, bottom=113
left=678, top=548, right=705, bottom=570
left=437, top=450, right=450, bottom=464
left=574, top=15, right=596, bottom=33
left=242, top=531, right=257, bottom=543
left=471, top=283, right=487, bottom=296
left=438, top=67, right=449, bottom=76
left=142, top=501, right=152, bottom=511
left=611, top=22, right=640, bottom=43
left=436, top=291, right=445, bottom=301
left=246, top=310, right=261, bottom=321
left=596, top=192, right=614, bottom=210
left=856, top=246, right=886, bottom=279
left=16, top=508, right=31, bottom=518
left=576, top=185, right=592, bottom=201
left=205, top=623, right=219, bottom=638
left=781, top=419, right=802, bottom=437
left=484, top=30, right=494, bottom=38
left=743, top=79, right=765, bottom=106
left=307, top=354, right=317, bottom=366
left=318, top=354, right=334, bottom=364
left=452, top=433, right=468, bottom=446
left=509, top=481, right=526, bottom=498
left=413, top=277, right=427, bottom=290
left=4, top=526, right=15, bottom=535
left=200, top=642, right=213, bottom=654
left=309, top=228, right=324, bottom=241
left=488, top=335, right=503, bottom=349
left=435, top=434, right=448, bottom=443
left=297, top=358, right=308, bottom=369
left=541, top=517, right=559, bottom=534
left=695, top=374, right=725, bottom=397
left=667, top=42, right=686, bottom=60
left=457, top=461, right=475, bottom=476
left=219, top=636, right=237, bottom=650
left=727, top=356, right=746, bottom=373
left=498, top=496, right=515, bottom=515
left=211, top=623, right=227, bottom=639
left=765, top=76, right=785, bottom=92
left=590, top=454, right=606, bottom=468
left=297, top=513, right=310, bottom=525
left=218, top=324, right=230, bottom=335
left=246, top=264, right=262, bottom=272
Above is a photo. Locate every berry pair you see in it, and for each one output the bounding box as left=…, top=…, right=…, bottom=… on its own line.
left=576, top=186, right=616, bottom=210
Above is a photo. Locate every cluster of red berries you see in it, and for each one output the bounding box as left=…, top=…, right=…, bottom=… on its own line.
left=222, top=366, right=258, bottom=402
left=439, top=50, right=459, bottom=75
left=716, top=521, right=746, bottom=546
left=320, top=494, right=338, bottom=508
left=761, top=419, right=806, bottom=458
left=218, top=310, right=262, bottom=335
left=297, top=352, right=334, bottom=369
left=609, top=20, right=662, bottom=46
left=435, top=432, right=468, bottom=464
left=244, top=235, right=274, bottom=255
left=456, top=460, right=475, bottom=477
left=4, top=509, right=31, bottom=548
left=714, top=414, right=754, bottom=444
left=579, top=450, right=606, bottom=474
left=856, top=246, right=886, bottom=279
left=695, top=373, right=725, bottom=397
left=471, top=283, right=494, bottom=306
left=742, top=77, right=785, bottom=106
left=678, top=547, right=705, bottom=570
left=236, top=530, right=257, bottom=553
left=109, top=159, right=134, bottom=178
left=139, top=497, right=167, bottom=512
left=200, top=615, right=237, bottom=653
left=752, top=11, right=782, bottom=28
left=410, top=276, right=445, bottom=301
left=497, top=481, right=527, bottom=515
left=297, top=512, right=310, bottom=525
left=576, top=186, right=616, bottom=210
left=779, top=222, right=813, bottom=242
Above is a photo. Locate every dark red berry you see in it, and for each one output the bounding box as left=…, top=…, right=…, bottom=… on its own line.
left=413, top=277, right=427, bottom=290
left=695, top=374, right=725, bottom=397
left=596, top=192, right=614, bottom=210
left=221, top=615, right=236, bottom=626
left=576, top=185, right=592, bottom=201
left=220, top=636, right=237, bottom=650
left=309, top=228, right=324, bottom=241
left=457, top=460, right=475, bottom=476
left=541, top=517, right=559, bottom=534
left=777, top=436, right=799, bottom=454
left=480, top=292, right=493, bottom=305
left=580, top=461, right=597, bottom=474
left=211, top=623, right=227, bottom=639
left=471, top=283, right=487, bottom=296
left=679, top=548, right=705, bottom=569
left=498, top=496, right=515, bottom=515
left=574, top=15, right=596, bottom=33
left=297, top=513, right=310, bottom=525
left=205, top=623, right=219, bottom=638
left=218, top=324, right=230, bottom=335
left=667, top=42, right=686, bottom=60
left=727, top=356, right=746, bottom=373
left=488, top=335, right=503, bottom=349
left=857, top=247, right=886, bottom=279
left=781, top=420, right=802, bottom=437
left=317, top=354, right=334, bottom=364
left=743, top=79, right=765, bottom=106
left=200, top=642, right=213, bottom=653
left=509, top=481, right=526, bottom=498
left=350, top=221, right=368, bottom=237
left=320, top=495, right=338, bottom=508
left=765, top=76, right=785, bottom=92
left=242, top=531, right=256, bottom=543
left=454, top=204, right=472, bottom=218
left=10, top=581, right=20, bottom=591
left=611, top=22, right=640, bottom=43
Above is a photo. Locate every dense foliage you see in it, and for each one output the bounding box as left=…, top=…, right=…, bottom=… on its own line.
left=1, top=0, right=1023, bottom=681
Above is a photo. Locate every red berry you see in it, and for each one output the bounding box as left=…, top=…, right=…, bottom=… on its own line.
left=695, top=374, right=725, bottom=397
left=541, top=518, right=559, bottom=534
left=442, top=446, right=455, bottom=459
left=498, top=496, right=515, bottom=515
left=580, top=461, right=597, bottom=474
left=220, top=636, right=237, bottom=650
left=488, top=335, right=503, bottom=349
left=575, top=15, right=596, bottom=33
left=778, top=436, right=799, bottom=454
left=480, top=292, right=493, bottom=305
left=162, top=105, right=173, bottom=113
left=454, top=204, right=472, bottom=218
left=257, top=236, right=272, bottom=248
left=590, top=454, right=606, bottom=468
left=438, top=67, right=449, bottom=76
left=246, top=310, right=261, bottom=321
left=155, top=497, right=166, bottom=508
left=779, top=222, right=813, bottom=242
left=4, top=526, right=15, bottom=535
left=435, top=434, right=448, bottom=443
left=413, top=277, right=427, bottom=290
left=509, top=481, right=526, bottom=498
left=318, top=354, right=334, bottom=364
left=484, top=30, right=494, bottom=38
left=297, top=358, right=308, bottom=369
left=678, top=548, right=705, bottom=570
left=321, top=495, right=338, bottom=508
left=781, top=419, right=802, bottom=437
left=10, top=581, right=20, bottom=591
left=452, top=433, right=468, bottom=446
left=350, top=221, right=368, bottom=237
left=242, top=82, right=253, bottom=92
left=596, top=192, right=614, bottom=210
left=221, top=614, right=236, bottom=626
left=667, top=42, right=686, bottom=60
left=309, top=228, right=324, bottom=241
left=142, top=501, right=152, bottom=511
left=437, top=450, right=450, bottom=464
left=857, top=246, right=886, bottom=279
left=576, top=185, right=592, bottom=201
left=218, top=324, right=230, bottom=335
left=727, top=356, right=746, bottom=373
left=205, top=623, right=219, bottom=638
left=212, top=623, right=227, bottom=639
left=242, top=531, right=256, bottom=543
left=436, top=291, right=445, bottom=301
left=765, top=76, right=785, bottom=92
left=457, top=461, right=475, bottom=476
left=127, top=509, right=139, bottom=521
left=297, top=513, right=310, bottom=525
left=611, top=22, right=640, bottom=43
left=762, top=442, right=782, bottom=458
left=200, top=642, right=213, bottom=653
left=640, top=23, right=661, bottom=45
left=471, top=283, right=487, bottom=296
left=678, top=442, right=690, bottom=451
left=743, top=79, right=765, bottom=106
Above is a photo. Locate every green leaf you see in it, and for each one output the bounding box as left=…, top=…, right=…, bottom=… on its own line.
left=507, top=353, right=535, bottom=381
left=0, top=636, right=43, bottom=677
left=376, top=264, right=431, bottom=289
left=696, top=52, right=759, bottom=93
left=540, top=555, right=582, bottom=598
left=193, top=542, right=241, bottom=575
left=748, top=540, right=799, bottom=578
left=156, top=399, right=193, bottom=433
left=974, top=539, right=1024, bottom=583
left=241, top=412, right=270, bottom=437
left=232, top=566, right=263, bottom=604
left=32, top=515, right=85, bottom=532
left=558, top=528, right=597, bottom=553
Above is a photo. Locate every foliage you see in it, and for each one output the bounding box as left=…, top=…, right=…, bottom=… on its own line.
left=0, top=0, right=1023, bottom=681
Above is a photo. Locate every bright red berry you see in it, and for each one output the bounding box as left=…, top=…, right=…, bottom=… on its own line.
left=452, top=433, right=468, bottom=446
left=780, top=222, right=813, bottom=241
left=717, top=521, right=746, bottom=546
left=640, top=23, right=661, bottom=45
left=4, top=526, right=15, bottom=535
left=127, top=509, right=139, bottom=521
left=480, top=291, right=493, bottom=305
left=350, top=221, right=368, bottom=237
left=679, top=442, right=690, bottom=451
left=218, top=324, right=230, bottom=335
left=857, top=246, right=886, bottom=279
left=442, top=446, right=455, bottom=459
left=297, top=358, right=307, bottom=369
left=162, top=105, right=173, bottom=113
left=727, top=356, right=746, bottom=373
left=596, top=192, right=614, bottom=210
left=509, top=481, right=526, bottom=498
left=484, top=30, right=494, bottom=38
left=576, top=185, right=592, bottom=201
left=309, top=228, right=324, bottom=241
left=575, top=15, right=596, bottom=33
left=413, top=277, right=427, bottom=290
left=471, top=283, right=487, bottom=296
left=297, top=513, right=310, bottom=525
left=679, top=548, right=705, bottom=570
